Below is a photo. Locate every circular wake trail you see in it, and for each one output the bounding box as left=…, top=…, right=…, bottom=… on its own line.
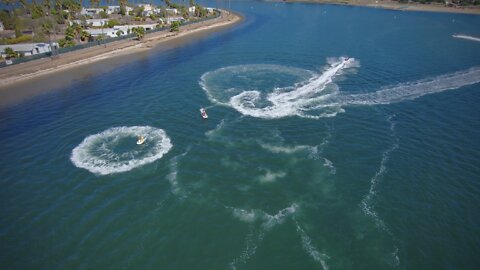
left=71, top=126, right=172, bottom=175
left=229, top=58, right=353, bottom=119
left=201, top=58, right=480, bottom=119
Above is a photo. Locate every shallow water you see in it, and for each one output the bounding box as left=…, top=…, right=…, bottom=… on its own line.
left=1, top=2, right=480, bottom=269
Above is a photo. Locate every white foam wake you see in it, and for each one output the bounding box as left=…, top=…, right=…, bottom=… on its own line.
left=167, top=147, right=190, bottom=197
left=453, top=34, right=480, bottom=42
left=359, top=115, right=401, bottom=267
left=360, top=116, right=398, bottom=229
left=228, top=204, right=299, bottom=269
left=71, top=126, right=172, bottom=175
left=201, top=59, right=480, bottom=120
left=295, top=221, right=330, bottom=270
left=338, top=67, right=480, bottom=106
left=229, top=58, right=354, bottom=119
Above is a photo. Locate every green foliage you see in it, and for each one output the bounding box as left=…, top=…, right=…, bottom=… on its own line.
left=4, top=47, right=18, bottom=58
left=58, top=38, right=75, bottom=47
left=149, top=14, right=157, bottom=20
left=64, top=25, right=76, bottom=41
left=41, top=17, right=54, bottom=35
left=189, top=0, right=195, bottom=6
left=134, top=6, right=144, bottom=17
left=131, top=26, right=145, bottom=40
left=170, top=21, right=180, bottom=32
left=43, top=0, right=51, bottom=11
left=99, top=10, right=108, bottom=19
left=31, top=2, right=44, bottom=19
left=116, top=30, right=124, bottom=37
left=80, top=30, right=91, bottom=41
left=0, top=10, right=14, bottom=29
left=107, top=19, right=119, bottom=28
left=195, top=5, right=207, bottom=18
left=14, top=17, right=24, bottom=38
left=1, top=35, right=32, bottom=44
left=181, top=6, right=188, bottom=19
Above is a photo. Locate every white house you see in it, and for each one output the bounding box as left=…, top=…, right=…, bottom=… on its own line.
left=188, top=6, right=196, bottom=13
left=114, top=24, right=159, bottom=34
left=0, top=22, right=4, bottom=31
left=166, top=17, right=185, bottom=24
left=166, top=8, right=178, bottom=15
left=0, top=43, right=59, bottom=58
left=206, top=7, right=214, bottom=13
left=86, top=24, right=160, bottom=38
left=106, top=6, right=120, bottom=14
left=86, top=28, right=116, bottom=38
left=71, top=19, right=109, bottom=27
left=80, top=8, right=104, bottom=16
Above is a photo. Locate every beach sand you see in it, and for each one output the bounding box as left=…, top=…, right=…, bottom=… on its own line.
left=279, top=0, right=480, bottom=14
left=0, top=10, right=242, bottom=108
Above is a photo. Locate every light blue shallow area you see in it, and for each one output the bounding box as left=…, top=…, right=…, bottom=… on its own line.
left=1, top=1, right=479, bottom=269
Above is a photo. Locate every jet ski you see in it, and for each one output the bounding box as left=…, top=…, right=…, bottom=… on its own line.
left=137, top=135, right=146, bottom=145
left=200, top=108, right=208, bottom=119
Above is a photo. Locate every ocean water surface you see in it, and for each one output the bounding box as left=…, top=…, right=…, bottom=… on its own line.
left=1, top=1, right=480, bottom=269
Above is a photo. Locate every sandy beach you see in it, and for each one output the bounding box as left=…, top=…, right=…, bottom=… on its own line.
left=279, top=0, right=480, bottom=14
left=0, top=10, right=242, bottom=107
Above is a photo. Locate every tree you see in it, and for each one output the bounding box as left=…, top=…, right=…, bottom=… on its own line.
left=119, top=0, right=128, bottom=15
left=99, top=10, right=108, bottom=19
left=170, top=21, right=180, bottom=32
left=43, top=0, right=51, bottom=12
left=189, top=0, right=195, bottom=6
left=80, top=30, right=91, bottom=41
left=132, top=27, right=145, bottom=40
left=107, top=19, right=119, bottom=28
left=4, top=47, right=18, bottom=58
left=116, top=30, right=124, bottom=37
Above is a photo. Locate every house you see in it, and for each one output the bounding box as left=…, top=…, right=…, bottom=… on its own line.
left=0, top=43, right=59, bottom=58
left=86, top=28, right=116, bottom=38
left=86, top=23, right=160, bottom=38
left=71, top=19, right=109, bottom=27
left=80, top=8, right=104, bottom=16
left=0, top=22, right=4, bottom=31
left=206, top=7, right=214, bottom=13
left=106, top=6, right=120, bottom=14
left=114, top=24, right=159, bottom=34
left=188, top=6, right=196, bottom=13
left=166, top=8, right=178, bottom=15
left=166, top=17, right=185, bottom=24
left=137, top=3, right=154, bottom=16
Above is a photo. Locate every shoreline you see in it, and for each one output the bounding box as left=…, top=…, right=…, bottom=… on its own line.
left=275, top=0, right=480, bottom=15
left=0, top=10, right=242, bottom=93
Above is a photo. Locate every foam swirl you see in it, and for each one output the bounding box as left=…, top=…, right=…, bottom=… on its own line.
left=71, top=126, right=172, bottom=175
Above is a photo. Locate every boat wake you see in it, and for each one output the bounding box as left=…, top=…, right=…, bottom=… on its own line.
left=452, top=34, right=480, bottom=42
left=227, top=204, right=299, bottom=269
left=295, top=221, right=330, bottom=270
left=71, top=126, right=172, bottom=175
left=200, top=59, right=480, bottom=119
left=360, top=115, right=401, bottom=266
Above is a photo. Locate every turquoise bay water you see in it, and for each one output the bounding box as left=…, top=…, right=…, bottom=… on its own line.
left=1, top=2, right=480, bottom=269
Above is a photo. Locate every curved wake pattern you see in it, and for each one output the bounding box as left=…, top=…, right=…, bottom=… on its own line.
left=201, top=58, right=480, bottom=119
left=453, top=34, right=480, bottom=42
left=71, top=126, right=172, bottom=175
